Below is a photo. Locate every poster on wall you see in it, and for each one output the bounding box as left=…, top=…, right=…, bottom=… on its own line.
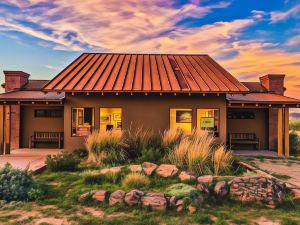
left=76, top=127, right=91, bottom=136
left=176, top=110, right=192, bottom=123
left=200, top=117, right=214, bottom=128
left=100, top=115, right=110, bottom=123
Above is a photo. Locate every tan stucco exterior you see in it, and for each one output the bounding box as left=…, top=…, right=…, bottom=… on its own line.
left=20, top=106, right=64, bottom=148
left=227, top=108, right=268, bottom=149
left=63, top=93, right=227, bottom=151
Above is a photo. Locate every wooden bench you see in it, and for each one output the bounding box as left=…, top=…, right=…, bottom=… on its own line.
left=30, top=132, right=63, bottom=149
left=229, top=133, right=260, bottom=150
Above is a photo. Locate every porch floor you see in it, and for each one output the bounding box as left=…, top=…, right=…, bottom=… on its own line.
left=0, top=148, right=62, bottom=172
left=234, top=150, right=278, bottom=157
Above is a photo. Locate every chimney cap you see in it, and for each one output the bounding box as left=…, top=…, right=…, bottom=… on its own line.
left=259, top=74, right=285, bottom=80
left=3, top=71, right=30, bottom=78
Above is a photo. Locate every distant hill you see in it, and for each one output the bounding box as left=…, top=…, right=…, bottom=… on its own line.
left=290, top=112, right=300, bottom=121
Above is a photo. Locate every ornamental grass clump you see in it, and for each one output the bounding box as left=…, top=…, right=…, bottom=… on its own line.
left=122, top=172, right=150, bottom=189
left=85, top=129, right=127, bottom=166
left=162, top=128, right=184, bottom=152
left=168, top=129, right=234, bottom=176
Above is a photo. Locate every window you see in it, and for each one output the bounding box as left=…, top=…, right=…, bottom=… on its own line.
left=35, top=109, right=63, bottom=118
left=197, top=109, right=220, bottom=137
left=100, top=108, right=122, bottom=131
left=72, top=108, right=94, bottom=136
left=227, top=111, right=255, bottom=119
left=170, top=108, right=192, bottom=132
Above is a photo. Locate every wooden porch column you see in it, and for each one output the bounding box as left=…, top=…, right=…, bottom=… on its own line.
left=277, top=108, right=283, bottom=157
left=277, top=108, right=289, bottom=157
left=284, top=108, right=289, bottom=157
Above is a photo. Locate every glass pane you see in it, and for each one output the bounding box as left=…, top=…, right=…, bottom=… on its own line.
left=71, top=108, right=94, bottom=136
left=170, top=108, right=192, bottom=132
left=100, top=108, right=122, bottom=131
left=197, top=109, right=219, bottom=137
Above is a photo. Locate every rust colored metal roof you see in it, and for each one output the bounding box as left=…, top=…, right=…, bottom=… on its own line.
left=241, top=82, right=267, bottom=93
left=21, top=80, right=50, bottom=91
left=43, top=53, right=249, bottom=93
left=0, top=91, right=65, bottom=102
left=227, top=93, right=300, bottom=104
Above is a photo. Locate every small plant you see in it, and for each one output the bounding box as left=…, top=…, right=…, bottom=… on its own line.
left=122, top=173, right=150, bottom=189
left=73, top=148, right=88, bottom=159
left=0, top=163, right=43, bottom=201
left=105, top=171, right=122, bottom=184
left=85, top=129, right=127, bottom=165
left=46, top=152, right=80, bottom=172
left=137, top=147, right=163, bottom=163
left=81, top=170, right=105, bottom=185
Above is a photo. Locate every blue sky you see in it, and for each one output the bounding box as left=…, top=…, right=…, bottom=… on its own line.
left=0, top=0, right=300, bottom=98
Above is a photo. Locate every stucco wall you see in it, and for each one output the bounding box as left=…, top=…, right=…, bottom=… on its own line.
left=64, top=93, right=227, bottom=151
left=227, top=108, right=268, bottom=150
left=20, top=106, right=64, bottom=148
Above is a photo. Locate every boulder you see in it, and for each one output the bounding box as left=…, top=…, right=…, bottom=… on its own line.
left=156, top=164, right=179, bottom=177
left=92, top=190, right=109, bottom=203
left=109, top=190, right=125, bottom=206
left=197, top=175, right=213, bottom=184
left=100, top=166, right=122, bottom=174
left=179, top=171, right=196, bottom=182
left=197, top=183, right=210, bottom=193
left=291, top=189, right=300, bottom=204
left=176, top=199, right=185, bottom=212
left=214, top=181, right=229, bottom=200
left=141, top=192, right=167, bottom=211
left=142, top=162, right=158, bottom=175
left=128, top=165, right=143, bottom=173
left=169, top=196, right=177, bottom=207
left=124, top=189, right=144, bottom=207
left=78, top=190, right=97, bottom=201
left=166, top=183, right=198, bottom=198
left=188, top=205, right=196, bottom=214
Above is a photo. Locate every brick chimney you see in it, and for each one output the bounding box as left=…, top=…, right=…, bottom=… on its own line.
left=259, top=74, right=286, bottom=150
left=3, top=71, right=30, bottom=92
left=259, top=74, right=285, bottom=95
left=2, top=71, right=30, bottom=150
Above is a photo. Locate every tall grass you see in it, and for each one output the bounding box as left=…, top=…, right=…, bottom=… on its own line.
left=85, top=129, right=127, bottom=165
left=168, top=129, right=234, bottom=176
left=161, top=128, right=184, bottom=151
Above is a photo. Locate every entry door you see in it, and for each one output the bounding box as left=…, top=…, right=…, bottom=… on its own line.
left=0, top=105, right=11, bottom=154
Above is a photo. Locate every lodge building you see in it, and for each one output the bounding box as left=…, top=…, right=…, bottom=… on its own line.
left=0, top=53, right=299, bottom=156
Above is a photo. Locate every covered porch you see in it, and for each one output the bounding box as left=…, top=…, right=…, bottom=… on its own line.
left=227, top=93, right=300, bottom=157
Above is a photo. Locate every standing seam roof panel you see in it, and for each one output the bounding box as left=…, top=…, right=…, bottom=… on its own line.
left=150, top=55, right=162, bottom=91
left=113, top=55, right=131, bottom=91
left=193, top=56, right=229, bottom=91
left=104, top=54, right=125, bottom=90
left=156, top=55, right=171, bottom=91
left=65, top=54, right=100, bottom=90
left=123, top=54, right=137, bottom=91
left=161, top=56, right=181, bottom=91
left=133, top=54, right=143, bottom=90
left=75, top=54, right=106, bottom=90
left=143, top=55, right=152, bottom=91
left=180, top=56, right=210, bottom=92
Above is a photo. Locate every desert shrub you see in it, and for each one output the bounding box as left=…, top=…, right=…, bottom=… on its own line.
left=168, top=129, right=234, bottom=176
left=290, top=131, right=300, bottom=154
left=73, top=148, right=88, bottom=159
left=85, top=129, right=127, bottom=166
left=162, top=128, right=184, bottom=152
left=46, top=152, right=80, bottom=172
left=122, top=173, right=150, bottom=189
left=104, top=171, right=122, bottom=184
left=0, top=163, right=43, bottom=201
left=137, top=147, right=163, bottom=164
left=289, top=121, right=300, bottom=131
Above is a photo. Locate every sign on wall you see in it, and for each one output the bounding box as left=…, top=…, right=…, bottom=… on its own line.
left=200, top=117, right=214, bottom=128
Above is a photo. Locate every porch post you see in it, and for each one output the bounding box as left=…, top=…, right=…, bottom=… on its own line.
left=277, top=108, right=283, bottom=157
left=284, top=108, right=289, bottom=157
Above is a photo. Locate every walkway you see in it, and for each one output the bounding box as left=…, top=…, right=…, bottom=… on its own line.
left=234, top=150, right=278, bottom=157
left=0, top=148, right=62, bottom=172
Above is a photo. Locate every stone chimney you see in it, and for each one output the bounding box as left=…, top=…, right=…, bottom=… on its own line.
left=259, top=74, right=286, bottom=150
left=3, top=71, right=30, bottom=92
left=259, top=74, right=285, bottom=95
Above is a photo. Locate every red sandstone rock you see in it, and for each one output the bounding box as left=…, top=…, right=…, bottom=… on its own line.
left=109, top=190, right=125, bottom=206
left=142, top=162, right=158, bottom=175
left=141, top=192, right=167, bottom=211
left=156, top=164, right=178, bottom=177
left=92, top=190, right=109, bottom=203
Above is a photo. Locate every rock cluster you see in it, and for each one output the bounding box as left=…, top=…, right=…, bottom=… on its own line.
left=229, top=176, right=286, bottom=208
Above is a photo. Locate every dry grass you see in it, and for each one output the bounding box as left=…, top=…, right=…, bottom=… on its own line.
left=85, top=129, right=126, bottom=165
left=213, top=146, right=234, bottom=175
left=122, top=172, right=150, bottom=189
left=168, top=129, right=233, bottom=175
left=162, top=128, right=184, bottom=150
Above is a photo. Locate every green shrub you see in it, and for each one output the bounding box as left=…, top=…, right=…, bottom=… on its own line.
left=165, top=183, right=199, bottom=198
left=81, top=170, right=105, bottom=185
left=0, top=163, right=43, bottom=201
left=46, top=152, right=80, bottom=172
left=137, top=147, right=163, bottom=164
left=73, top=148, right=88, bottom=159
left=290, top=131, right=300, bottom=153
left=122, top=173, right=150, bottom=189
left=289, top=121, right=300, bottom=131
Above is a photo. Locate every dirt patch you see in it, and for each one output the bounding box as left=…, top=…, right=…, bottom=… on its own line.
left=254, top=217, right=280, bottom=225
left=34, top=217, right=71, bottom=225
left=81, top=207, right=105, bottom=217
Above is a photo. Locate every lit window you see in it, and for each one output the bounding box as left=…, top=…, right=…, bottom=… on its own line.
left=197, top=109, right=219, bottom=137
left=100, top=108, right=122, bottom=131
left=170, top=108, right=192, bottom=132
left=72, top=108, right=94, bottom=136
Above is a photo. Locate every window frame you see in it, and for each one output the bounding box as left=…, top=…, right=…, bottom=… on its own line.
left=169, top=108, right=193, bottom=132
left=71, top=107, right=95, bottom=137
left=34, top=109, right=63, bottom=118
left=196, top=108, right=220, bottom=137
left=99, top=107, right=123, bottom=131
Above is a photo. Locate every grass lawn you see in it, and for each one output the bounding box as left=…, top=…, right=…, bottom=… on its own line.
left=0, top=164, right=299, bottom=225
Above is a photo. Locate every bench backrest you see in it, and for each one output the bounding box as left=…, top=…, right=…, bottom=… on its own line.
left=34, top=132, right=62, bottom=139
left=230, top=133, right=256, bottom=140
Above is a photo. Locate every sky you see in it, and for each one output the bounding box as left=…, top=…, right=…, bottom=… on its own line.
left=0, top=0, right=300, bottom=100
